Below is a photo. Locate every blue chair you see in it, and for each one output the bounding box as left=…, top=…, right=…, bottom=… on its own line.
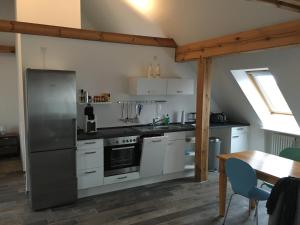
left=223, top=158, right=270, bottom=225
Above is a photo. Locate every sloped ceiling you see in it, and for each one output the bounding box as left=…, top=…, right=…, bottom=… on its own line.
left=0, top=0, right=15, bottom=45
left=82, top=0, right=300, bottom=45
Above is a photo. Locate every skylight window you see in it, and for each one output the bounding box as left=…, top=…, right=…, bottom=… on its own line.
left=247, top=70, right=292, bottom=115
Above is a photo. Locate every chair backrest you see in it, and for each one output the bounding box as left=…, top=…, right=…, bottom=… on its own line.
left=225, top=158, right=257, bottom=198
left=268, top=184, right=300, bottom=225
left=279, top=148, right=300, bottom=162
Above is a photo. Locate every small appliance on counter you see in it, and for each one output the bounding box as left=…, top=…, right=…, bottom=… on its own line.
left=187, top=112, right=196, bottom=123
left=210, top=112, right=227, bottom=123
left=84, top=104, right=97, bottom=133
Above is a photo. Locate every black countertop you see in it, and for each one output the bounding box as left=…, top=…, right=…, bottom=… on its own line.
left=77, top=123, right=195, bottom=140
left=77, top=122, right=249, bottom=140
left=210, top=122, right=250, bottom=128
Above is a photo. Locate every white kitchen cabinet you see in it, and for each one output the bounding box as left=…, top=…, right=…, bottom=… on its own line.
left=129, top=77, right=194, bottom=96
left=230, top=127, right=249, bottom=153
left=210, top=126, right=249, bottom=154
left=163, top=132, right=186, bottom=174
left=76, top=139, right=104, bottom=189
left=140, top=136, right=167, bottom=178
left=103, top=172, right=140, bottom=185
left=129, top=77, right=167, bottom=95
left=77, top=168, right=102, bottom=190
left=166, top=79, right=194, bottom=95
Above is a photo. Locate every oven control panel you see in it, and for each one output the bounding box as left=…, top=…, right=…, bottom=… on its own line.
left=104, top=136, right=139, bottom=146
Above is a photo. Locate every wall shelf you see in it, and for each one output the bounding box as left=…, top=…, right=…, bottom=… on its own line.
left=78, top=102, right=112, bottom=105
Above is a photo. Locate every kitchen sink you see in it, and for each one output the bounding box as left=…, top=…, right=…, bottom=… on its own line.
left=153, top=125, right=169, bottom=130
left=134, top=124, right=190, bottom=133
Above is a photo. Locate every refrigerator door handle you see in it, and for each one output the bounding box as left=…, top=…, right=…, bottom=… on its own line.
left=72, top=118, right=77, bottom=147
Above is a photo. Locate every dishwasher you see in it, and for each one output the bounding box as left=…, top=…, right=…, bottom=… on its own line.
left=139, top=134, right=167, bottom=178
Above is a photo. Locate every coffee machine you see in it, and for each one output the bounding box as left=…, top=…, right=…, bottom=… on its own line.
left=84, top=104, right=97, bottom=133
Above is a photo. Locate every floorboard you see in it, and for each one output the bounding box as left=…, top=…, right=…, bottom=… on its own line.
left=0, top=159, right=269, bottom=225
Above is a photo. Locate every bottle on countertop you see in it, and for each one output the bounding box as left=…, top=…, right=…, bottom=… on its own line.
left=163, top=114, right=170, bottom=125
left=181, top=110, right=185, bottom=124
left=147, top=64, right=153, bottom=78
left=154, top=63, right=161, bottom=77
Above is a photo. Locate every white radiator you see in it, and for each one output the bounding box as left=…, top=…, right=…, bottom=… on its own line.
left=270, top=133, right=296, bottom=155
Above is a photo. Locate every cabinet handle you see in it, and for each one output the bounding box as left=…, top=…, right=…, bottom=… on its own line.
left=152, top=140, right=162, bottom=143
left=232, top=136, right=239, bottom=138
left=147, top=90, right=151, bottom=94
left=85, top=171, right=96, bottom=174
left=84, top=141, right=96, bottom=145
left=85, top=151, right=96, bottom=155
left=117, top=176, right=128, bottom=180
left=176, top=90, right=183, bottom=93
left=237, top=128, right=243, bottom=130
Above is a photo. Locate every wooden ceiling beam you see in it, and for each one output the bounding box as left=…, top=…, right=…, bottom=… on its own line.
left=0, top=20, right=177, bottom=48
left=256, top=0, right=300, bottom=12
left=0, top=45, right=15, bottom=53
left=176, top=19, right=300, bottom=62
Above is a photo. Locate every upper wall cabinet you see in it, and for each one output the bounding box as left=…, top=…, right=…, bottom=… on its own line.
left=129, top=77, right=167, bottom=95
left=166, top=79, right=194, bottom=95
left=129, top=77, right=194, bottom=96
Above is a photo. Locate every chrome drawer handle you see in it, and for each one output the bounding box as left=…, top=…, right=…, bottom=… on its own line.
left=152, top=140, right=162, bottom=143
left=112, top=146, right=135, bottom=151
left=84, top=141, right=96, bottom=145
left=117, top=176, right=128, bottom=180
left=85, top=151, right=96, bottom=155
left=232, top=136, right=239, bottom=138
left=85, top=171, right=96, bottom=174
left=177, top=90, right=183, bottom=93
left=237, top=128, right=243, bottom=130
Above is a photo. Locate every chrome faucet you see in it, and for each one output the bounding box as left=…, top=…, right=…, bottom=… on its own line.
left=152, top=117, right=164, bottom=127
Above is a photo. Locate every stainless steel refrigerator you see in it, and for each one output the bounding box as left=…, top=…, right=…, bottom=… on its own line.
left=25, top=69, right=77, bottom=210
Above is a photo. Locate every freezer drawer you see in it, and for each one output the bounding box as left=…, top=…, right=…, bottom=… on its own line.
left=31, top=178, right=77, bottom=210
left=29, top=148, right=77, bottom=210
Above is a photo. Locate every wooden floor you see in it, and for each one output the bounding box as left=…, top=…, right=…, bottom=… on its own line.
left=0, top=160, right=269, bottom=225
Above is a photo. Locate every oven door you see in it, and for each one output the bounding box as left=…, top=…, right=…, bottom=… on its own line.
left=104, top=143, right=140, bottom=176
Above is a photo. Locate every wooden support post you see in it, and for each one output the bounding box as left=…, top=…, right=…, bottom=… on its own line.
left=195, top=57, right=212, bottom=182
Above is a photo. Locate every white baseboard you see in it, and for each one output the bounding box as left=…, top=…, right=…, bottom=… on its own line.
left=78, top=170, right=194, bottom=198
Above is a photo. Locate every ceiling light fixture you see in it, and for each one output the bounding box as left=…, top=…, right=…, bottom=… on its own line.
left=125, top=0, right=154, bottom=14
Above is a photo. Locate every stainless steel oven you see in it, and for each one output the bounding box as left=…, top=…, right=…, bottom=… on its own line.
left=104, top=136, right=141, bottom=177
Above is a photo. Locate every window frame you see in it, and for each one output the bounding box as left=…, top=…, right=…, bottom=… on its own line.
left=247, top=70, right=292, bottom=116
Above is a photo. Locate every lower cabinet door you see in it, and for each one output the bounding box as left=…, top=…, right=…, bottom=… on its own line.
left=163, top=139, right=185, bottom=174
left=140, top=136, right=167, bottom=178
left=231, top=133, right=248, bottom=153
left=77, top=168, right=103, bottom=190
left=103, top=172, right=140, bottom=185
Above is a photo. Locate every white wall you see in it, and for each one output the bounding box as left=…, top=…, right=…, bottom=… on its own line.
left=0, top=54, right=18, bottom=132
left=0, top=1, right=18, bottom=133
left=211, top=46, right=300, bottom=151
left=15, top=0, right=81, bottom=28
left=0, top=0, right=15, bottom=45
left=20, top=35, right=197, bottom=128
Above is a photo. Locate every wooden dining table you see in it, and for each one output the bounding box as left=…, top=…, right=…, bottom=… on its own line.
left=217, top=150, right=300, bottom=216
